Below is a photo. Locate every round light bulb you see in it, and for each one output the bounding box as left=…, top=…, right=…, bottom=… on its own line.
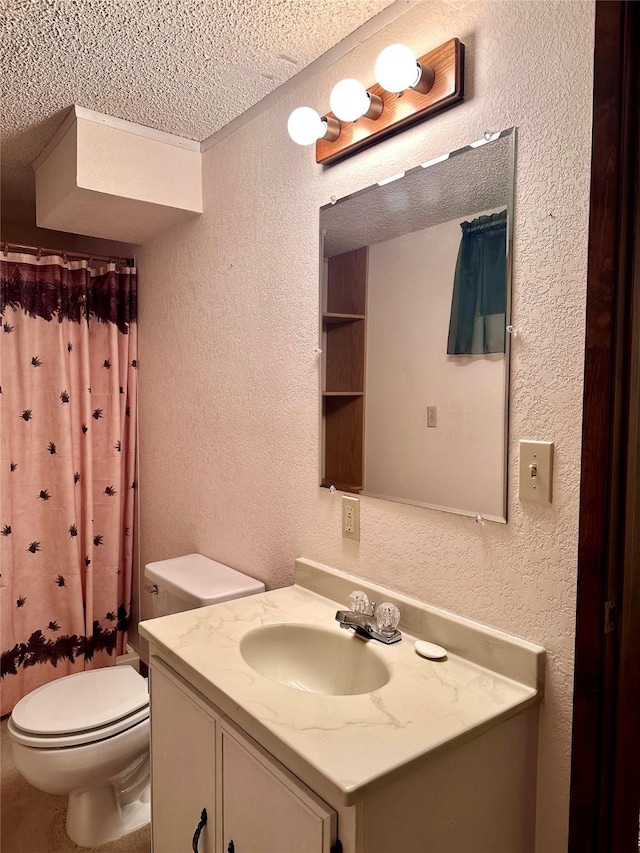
left=287, top=107, right=324, bottom=146
left=329, top=78, right=371, bottom=122
left=375, top=44, right=421, bottom=93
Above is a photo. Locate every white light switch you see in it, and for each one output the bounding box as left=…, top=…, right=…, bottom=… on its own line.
left=519, top=440, right=554, bottom=503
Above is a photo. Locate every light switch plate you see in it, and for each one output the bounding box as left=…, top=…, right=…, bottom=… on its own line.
left=519, top=440, right=554, bottom=503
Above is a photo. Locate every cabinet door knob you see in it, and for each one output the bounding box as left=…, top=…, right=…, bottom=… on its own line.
left=192, top=808, right=207, bottom=852
left=227, top=842, right=235, bottom=853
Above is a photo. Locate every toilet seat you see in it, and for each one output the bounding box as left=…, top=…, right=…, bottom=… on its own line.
left=8, top=705, right=149, bottom=748
left=9, top=667, right=149, bottom=749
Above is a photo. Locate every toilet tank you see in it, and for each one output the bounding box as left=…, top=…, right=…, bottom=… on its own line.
left=145, top=553, right=265, bottom=617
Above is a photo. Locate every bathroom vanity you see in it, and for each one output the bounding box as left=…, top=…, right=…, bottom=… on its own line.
left=139, top=559, right=544, bottom=853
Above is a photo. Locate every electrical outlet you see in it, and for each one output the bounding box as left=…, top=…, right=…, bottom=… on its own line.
left=342, top=496, right=360, bottom=541
left=427, top=406, right=438, bottom=428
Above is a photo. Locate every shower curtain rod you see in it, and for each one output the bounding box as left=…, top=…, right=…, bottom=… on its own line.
left=2, top=241, right=134, bottom=265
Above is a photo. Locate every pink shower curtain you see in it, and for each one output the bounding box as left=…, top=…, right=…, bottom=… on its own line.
left=0, top=252, right=137, bottom=716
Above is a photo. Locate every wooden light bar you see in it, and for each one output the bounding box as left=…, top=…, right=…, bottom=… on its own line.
left=316, top=38, right=465, bottom=166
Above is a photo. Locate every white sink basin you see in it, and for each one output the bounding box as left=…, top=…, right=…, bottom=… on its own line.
left=240, top=623, right=391, bottom=695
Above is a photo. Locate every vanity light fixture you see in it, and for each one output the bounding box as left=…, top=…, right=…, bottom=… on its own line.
left=374, top=44, right=435, bottom=95
left=313, top=37, right=464, bottom=165
left=329, top=78, right=383, bottom=122
left=287, top=107, right=340, bottom=146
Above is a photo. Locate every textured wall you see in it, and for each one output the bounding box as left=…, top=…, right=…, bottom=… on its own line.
left=137, top=2, right=595, bottom=850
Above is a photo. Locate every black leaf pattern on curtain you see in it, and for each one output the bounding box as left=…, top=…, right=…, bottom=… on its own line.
left=0, top=610, right=130, bottom=676
left=1, top=263, right=137, bottom=333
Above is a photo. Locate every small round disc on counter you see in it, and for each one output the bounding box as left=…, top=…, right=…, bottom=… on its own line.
left=414, top=640, right=447, bottom=660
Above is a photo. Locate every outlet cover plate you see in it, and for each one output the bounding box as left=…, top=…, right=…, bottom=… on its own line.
left=519, top=440, right=554, bottom=503
left=342, top=496, right=360, bottom=541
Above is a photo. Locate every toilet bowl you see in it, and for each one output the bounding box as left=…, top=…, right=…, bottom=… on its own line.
left=8, top=666, right=150, bottom=848
left=8, top=553, right=265, bottom=848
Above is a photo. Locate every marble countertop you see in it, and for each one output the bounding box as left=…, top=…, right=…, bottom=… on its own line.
left=139, top=559, right=543, bottom=806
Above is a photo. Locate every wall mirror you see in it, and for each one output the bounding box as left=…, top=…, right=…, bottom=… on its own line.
left=319, top=128, right=515, bottom=522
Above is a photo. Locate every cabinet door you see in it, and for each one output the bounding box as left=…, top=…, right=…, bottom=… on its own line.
left=150, top=657, right=219, bottom=853
left=221, top=720, right=337, bottom=853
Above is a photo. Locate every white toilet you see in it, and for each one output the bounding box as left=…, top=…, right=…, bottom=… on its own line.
left=7, top=554, right=265, bottom=848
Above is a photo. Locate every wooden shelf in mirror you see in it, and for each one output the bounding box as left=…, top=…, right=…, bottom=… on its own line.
left=326, top=247, right=367, bottom=314
left=323, top=395, right=363, bottom=492
left=325, top=316, right=365, bottom=392
left=323, top=312, right=365, bottom=324
left=320, top=479, right=362, bottom=494
left=322, top=247, right=367, bottom=490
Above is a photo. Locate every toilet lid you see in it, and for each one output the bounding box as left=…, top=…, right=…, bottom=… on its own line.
left=11, top=667, right=149, bottom=736
left=145, top=553, right=265, bottom=606
left=8, top=704, right=149, bottom=749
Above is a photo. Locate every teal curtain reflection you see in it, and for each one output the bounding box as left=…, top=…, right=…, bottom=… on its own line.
left=447, top=210, right=508, bottom=355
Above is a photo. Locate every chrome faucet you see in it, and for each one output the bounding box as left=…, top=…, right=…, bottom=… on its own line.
left=335, top=591, right=401, bottom=644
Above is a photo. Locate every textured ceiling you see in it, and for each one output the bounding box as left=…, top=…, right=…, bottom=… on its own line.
left=321, top=135, right=512, bottom=257
left=0, top=0, right=395, bottom=230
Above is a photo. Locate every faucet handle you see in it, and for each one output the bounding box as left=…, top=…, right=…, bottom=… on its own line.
left=348, top=590, right=370, bottom=614
left=375, top=602, right=401, bottom=636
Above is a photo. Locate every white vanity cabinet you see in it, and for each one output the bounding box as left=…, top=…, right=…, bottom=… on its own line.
left=150, top=657, right=338, bottom=853
left=221, top=721, right=337, bottom=853
left=150, top=658, right=218, bottom=853
left=150, top=653, right=538, bottom=853
left=140, top=560, right=545, bottom=853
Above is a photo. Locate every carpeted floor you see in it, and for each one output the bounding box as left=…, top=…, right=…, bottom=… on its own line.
left=1, top=718, right=150, bottom=853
